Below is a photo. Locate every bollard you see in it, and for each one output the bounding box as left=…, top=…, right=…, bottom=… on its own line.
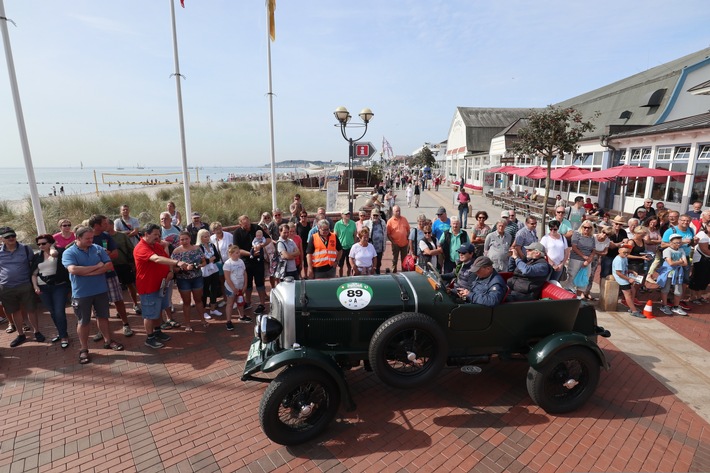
left=599, top=275, right=620, bottom=312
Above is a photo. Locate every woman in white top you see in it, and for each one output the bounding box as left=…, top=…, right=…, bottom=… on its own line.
left=689, top=220, right=710, bottom=303
left=540, top=220, right=569, bottom=282
left=349, top=228, right=377, bottom=275
left=167, top=201, right=182, bottom=228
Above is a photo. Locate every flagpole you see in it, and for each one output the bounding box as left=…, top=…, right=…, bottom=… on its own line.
left=0, top=0, right=45, bottom=234
left=169, top=0, right=192, bottom=218
left=266, top=0, right=277, bottom=211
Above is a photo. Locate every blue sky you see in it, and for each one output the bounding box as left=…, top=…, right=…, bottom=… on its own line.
left=1, top=0, right=709, bottom=168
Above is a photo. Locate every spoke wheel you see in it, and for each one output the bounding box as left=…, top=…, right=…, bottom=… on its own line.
left=260, top=366, right=340, bottom=445
left=527, top=346, right=600, bottom=413
left=369, top=312, right=447, bottom=389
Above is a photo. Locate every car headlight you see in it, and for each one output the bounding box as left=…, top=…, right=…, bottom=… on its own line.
left=255, top=314, right=283, bottom=344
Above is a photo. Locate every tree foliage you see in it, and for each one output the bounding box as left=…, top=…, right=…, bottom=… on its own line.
left=515, top=105, right=598, bottom=230
left=410, top=146, right=436, bottom=168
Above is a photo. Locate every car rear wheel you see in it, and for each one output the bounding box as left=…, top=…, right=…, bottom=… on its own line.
left=259, top=366, right=340, bottom=445
left=526, top=346, right=600, bottom=413
left=369, top=312, right=447, bottom=389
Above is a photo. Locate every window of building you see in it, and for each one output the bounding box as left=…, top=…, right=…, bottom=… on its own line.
left=698, top=144, right=710, bottom=160
left=673, top=146, right=690, bottom=160
left=651, top=162, right=687, bottom=203
left=593, top=152, right=603, bottom=165
left=624, top=163, right=650, bottom=198
left=692, top=162, right=709, bottom=206
left=656, top=147, right=673, bottom=160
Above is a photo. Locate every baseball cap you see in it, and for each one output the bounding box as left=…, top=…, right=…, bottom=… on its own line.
left=524, top=242, right=546, bottom=255
left=436, top=206, right=447, bottom=215
left=501, top=210, right=509, bottom=218
left=637, top=208, right=647, bottom=213
left=191, top=212, right=201, bottom=218
left=669, top=233, right=683, bottom=241
left=341, top=209, right=350, bottom=215
left=0, top=226, right=16, bottom=238
left=471, top=256, right=493, bottom=272
left=456, top=243, right=476, bottom=254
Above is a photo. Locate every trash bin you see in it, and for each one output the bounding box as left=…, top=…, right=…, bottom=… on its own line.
left=599, top=275, right=620, bottom=312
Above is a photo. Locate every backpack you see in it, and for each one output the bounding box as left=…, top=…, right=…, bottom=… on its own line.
left=269, top=241, right=287, bottom=279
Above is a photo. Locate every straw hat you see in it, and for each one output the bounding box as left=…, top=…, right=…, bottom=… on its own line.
left=611, top=215, right=627, bottom=225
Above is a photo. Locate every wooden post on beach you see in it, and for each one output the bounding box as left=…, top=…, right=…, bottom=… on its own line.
left=93, top=170, right=99, bottom=196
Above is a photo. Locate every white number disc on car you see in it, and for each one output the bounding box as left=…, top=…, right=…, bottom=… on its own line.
left=337, top=282, right=373, bottom=310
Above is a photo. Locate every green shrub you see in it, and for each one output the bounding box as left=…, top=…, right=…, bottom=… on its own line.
left=5, top=182, right=325, bottom=244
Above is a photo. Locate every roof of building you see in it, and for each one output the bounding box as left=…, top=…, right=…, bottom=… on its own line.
left=454, top=107, right=537, bottom=152
left=556, top=47, right=710, bottom=138
left=493, top=118, right=530, bottom=138
left=609, top=111, right=710, bottom=139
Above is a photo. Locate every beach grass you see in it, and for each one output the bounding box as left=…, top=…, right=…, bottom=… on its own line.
left=8, top=182, right=324, bottom=243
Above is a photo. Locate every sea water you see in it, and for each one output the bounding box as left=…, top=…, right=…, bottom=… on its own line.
left=1, top=166, right=308, bottom=202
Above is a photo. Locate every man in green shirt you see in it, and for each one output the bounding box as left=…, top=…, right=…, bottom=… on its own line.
left=334, top=210, right=358, bottom=276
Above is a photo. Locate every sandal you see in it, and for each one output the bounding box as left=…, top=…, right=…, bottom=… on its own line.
left=61, top=340, right=70, bottom=349
left=168, top=319, right=180, bottom=328
left=6, top=324, right=16, bottom=334
left=184, top=326, right=194, bottom=333
left=103, top=340, right=124, bottom=351
left=79, top=349, right=91, bottom=364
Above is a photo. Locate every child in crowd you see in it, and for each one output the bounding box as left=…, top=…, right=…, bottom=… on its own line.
left=223, top=244, right=250, bottom=330
left=250, top=229, right=266, bottom=261
left=658, top=234, right=689, bottom=316
left=613, top=246, right=643, bottom=318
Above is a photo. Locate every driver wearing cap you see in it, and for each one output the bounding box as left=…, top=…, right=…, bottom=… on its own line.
left=456, top=256, right=507, bottom=307
left=441, top=243, right=477, bottom=292
left=506, top=242, right=552, bottom=302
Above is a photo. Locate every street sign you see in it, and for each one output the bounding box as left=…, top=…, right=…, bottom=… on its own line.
left=354, top=142, right=377, bottom=159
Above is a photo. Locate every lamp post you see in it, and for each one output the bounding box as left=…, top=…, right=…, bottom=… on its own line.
left=334, top=106, right=374, bottom=214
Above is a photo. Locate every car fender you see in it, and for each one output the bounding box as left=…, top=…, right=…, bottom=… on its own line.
left=262, top=347, right=356, bottom=411
left=529, top=332, right=610, bottom=371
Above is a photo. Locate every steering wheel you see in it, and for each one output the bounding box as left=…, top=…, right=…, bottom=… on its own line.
left=426, top=262, right=446, bottom=290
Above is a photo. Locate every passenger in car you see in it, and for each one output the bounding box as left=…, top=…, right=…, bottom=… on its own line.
left=505, top=242, right=552, bottom=302
left=441, top=243, right=477, bottom=291
left=456, top=256, right=507, bottom=307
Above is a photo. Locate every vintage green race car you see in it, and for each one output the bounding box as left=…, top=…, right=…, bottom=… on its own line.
left=242, top=265, right=611, bottom=445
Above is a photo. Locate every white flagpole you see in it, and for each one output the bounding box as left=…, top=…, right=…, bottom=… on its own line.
left=0, top=0, right=45, bottom=234
left=169, top=0, right=192, bottom=218
left=266, top=1, right=277, bottom=211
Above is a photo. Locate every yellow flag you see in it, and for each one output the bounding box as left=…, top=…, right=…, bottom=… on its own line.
left=268, top=0, right=276, bottom=41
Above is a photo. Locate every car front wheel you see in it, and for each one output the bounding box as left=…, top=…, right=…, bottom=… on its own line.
left=259, top=366, right=341, bottom=445
left=369, top=312, right=447, bottom=389
left=526, top=346, right=600, bottom=413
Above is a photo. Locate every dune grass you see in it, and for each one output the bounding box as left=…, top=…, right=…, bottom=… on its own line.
left=6, top=182, right=325, bottom=244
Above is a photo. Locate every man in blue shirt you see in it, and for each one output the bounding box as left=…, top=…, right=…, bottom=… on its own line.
left=456, top=256, right=507, bottom=307
left=63, top=226, right=124, bottom=364
left=431, top=207, right=451, bottom=241
left=0, top=226, right=43, bottom=347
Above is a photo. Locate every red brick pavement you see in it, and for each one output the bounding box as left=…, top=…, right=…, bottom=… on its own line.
left=1, top=247, right=709, bottom=472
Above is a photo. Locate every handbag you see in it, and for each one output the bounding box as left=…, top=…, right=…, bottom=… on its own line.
left=559, top=266, right=568, bottom=282
left=573, top=265, right=589, bottom=287
left=402, top=254, right=416, bottom=271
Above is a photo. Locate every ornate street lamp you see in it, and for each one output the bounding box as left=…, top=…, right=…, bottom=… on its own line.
left=334, top=106, right=374, bottom=214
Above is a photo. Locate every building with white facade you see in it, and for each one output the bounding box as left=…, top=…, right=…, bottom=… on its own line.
left=443, top=47, right=710, bottom=212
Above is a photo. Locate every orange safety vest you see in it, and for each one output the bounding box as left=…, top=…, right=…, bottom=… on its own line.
left=312, top=232, right=338, bottom=268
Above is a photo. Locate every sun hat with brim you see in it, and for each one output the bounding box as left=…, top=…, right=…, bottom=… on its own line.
left=611, top=215, right=626, bottom=225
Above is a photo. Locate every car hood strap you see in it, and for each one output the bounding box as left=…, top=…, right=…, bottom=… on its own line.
left=390, top=273, right=410, bottom=307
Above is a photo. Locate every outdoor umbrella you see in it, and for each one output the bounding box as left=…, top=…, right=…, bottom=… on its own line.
left=582, top=165, right=687, bottom=213
left=582, top=164, right=686, bottom=180
left=487, top=165, right=521, bottom=173
left=509, top=165, right=547, bottom=179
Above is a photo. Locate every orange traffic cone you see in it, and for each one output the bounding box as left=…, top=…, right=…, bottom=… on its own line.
left=643, top=300, right=654, bottom=319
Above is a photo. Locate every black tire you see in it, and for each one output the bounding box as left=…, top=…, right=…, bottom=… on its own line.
left=259, top=366, right=341, bottom=446
left=526, top=346, right=600, bottom=414
left=369, top=312, right=448, bottom=389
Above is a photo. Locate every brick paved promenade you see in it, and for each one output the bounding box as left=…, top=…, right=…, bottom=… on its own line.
left=1, top=186, right=709, bottom=472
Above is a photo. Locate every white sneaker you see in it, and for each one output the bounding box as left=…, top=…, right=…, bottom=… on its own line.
left=203, top=312, right=212, bottom=320
left=210, top=309, right=222, bottom=316
left=233, top=303, right=238, bottom=310
left=671, top=306, right=688, bottom=316
left=659, top=305, right=673, bottom=315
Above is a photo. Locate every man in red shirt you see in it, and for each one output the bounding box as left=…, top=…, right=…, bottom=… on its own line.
left=133, top=223, right=192, bottom=348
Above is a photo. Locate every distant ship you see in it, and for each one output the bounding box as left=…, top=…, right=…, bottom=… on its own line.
left=136, top=163, right=145, bottom=169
